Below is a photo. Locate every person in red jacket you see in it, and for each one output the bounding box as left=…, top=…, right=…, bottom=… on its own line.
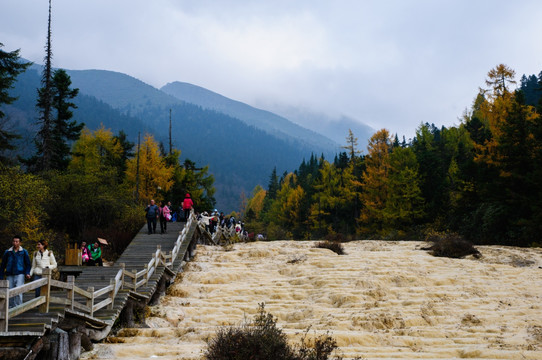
left=182, top=193, right=194, bottom=221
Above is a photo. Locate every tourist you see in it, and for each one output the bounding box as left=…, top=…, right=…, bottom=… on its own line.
left=0, top=235, right=31, bottom=308
left=210, top=210, right=219, bottom=233
left=159, top=201, right=170, bottom=234
left=145, top=199, right=159, bottom=234
left=182, top=193, right=194, bottom=221
left=30, top=240, right=57, bottom=297
left=167, top=202, right=173, bottom=221
left=80, top=241, right=90, bottom=265
left=88, top=241, right=103, bottom=266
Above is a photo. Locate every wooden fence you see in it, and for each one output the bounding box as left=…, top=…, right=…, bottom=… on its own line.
left=0, top=214, right=197, bottom=333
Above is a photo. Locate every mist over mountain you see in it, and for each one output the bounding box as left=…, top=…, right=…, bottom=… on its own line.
left=3, top=65, right=355, bottom=211
left=160, top=81, right=340, bottom=154
left=67, top=69, right=181, bottom=115
left=256, top=102, right=374, bottom=151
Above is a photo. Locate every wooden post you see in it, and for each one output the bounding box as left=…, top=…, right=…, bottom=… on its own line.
left=144, top=264, right=149, bottom=285
left=39, top=268, right=52, bottom=312
left=132, top=269, right=137, bottom=290
left=120, top=263, right=125, bottom=289
left=87, top=287, right=94, bottom=317
left=157, top=245, right=161, bottom=266
left=0, top=280, right=9, bottom=332
left=108, top=278, right=116, bottom=310
left=69, top=330, right=82, bottom=360
left=57, top=328, right=69, bottom=360
left=67, top=275, right=75, bottom=310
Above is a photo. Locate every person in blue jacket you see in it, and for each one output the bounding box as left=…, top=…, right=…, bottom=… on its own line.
left=1, top=235, right=31, bottom=308
left=145, top=199, right=159, bottom=234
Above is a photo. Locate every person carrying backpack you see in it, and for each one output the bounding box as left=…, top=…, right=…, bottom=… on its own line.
left=145, top=199, right=159, bottom=234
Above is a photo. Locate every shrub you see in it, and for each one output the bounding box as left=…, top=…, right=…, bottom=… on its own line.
left=315, top=241, right=345, bottom=255
left=204, top=303, right=351, bottom=360
left=204, top=303, right=296, bottom=360
left=422, top=232, right=481, bottom=259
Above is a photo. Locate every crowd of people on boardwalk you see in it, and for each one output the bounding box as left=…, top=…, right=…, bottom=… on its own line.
left=0, top=192, right=261, bottom=309
left=145, top=193, right=193, bottom=235
left=196, top=209, right=248, bottom=237
left=143, top=193, right=250, bottom=239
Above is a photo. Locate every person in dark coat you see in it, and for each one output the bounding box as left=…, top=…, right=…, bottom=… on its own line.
left=145, top=199, right=159, bottom=234
left=1, top=235, right=31, bottom=308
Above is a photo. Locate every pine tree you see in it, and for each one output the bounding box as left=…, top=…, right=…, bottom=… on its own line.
left=310, top=160, right=357, bottom=236
left=35, top=0, right=54, bottom=171
left=342, top=129, right=361, bottom=162
left=384, top=147, right=425, bottom=228
left=112, top=130, right=134, bottom=181
left=0, top=43, right=30, bottom=165
left=262, top=167, right=279, bottom=217
left=50, top=69, right=83, bottom=169
left=27, top=0, right=83, bottom=172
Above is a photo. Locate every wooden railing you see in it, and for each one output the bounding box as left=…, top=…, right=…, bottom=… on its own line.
left=0, top=214, right=197, bottom=333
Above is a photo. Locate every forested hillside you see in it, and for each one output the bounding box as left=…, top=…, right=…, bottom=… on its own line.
left=5, top=66, right=151, bottom=145
left=245, top=65, right=542, bottom=247
left=161, top=81, right=339, bottom=154
left=3, top=65, right=338, bottom=210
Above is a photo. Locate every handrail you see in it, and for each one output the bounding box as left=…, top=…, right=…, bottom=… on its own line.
left=0, top=212, right=228, bottom=333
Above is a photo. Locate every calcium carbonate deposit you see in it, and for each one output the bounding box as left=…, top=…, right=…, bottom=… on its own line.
left=82, top=240, right=542, bottom=359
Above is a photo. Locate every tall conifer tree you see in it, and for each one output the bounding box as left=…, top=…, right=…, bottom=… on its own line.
left=29, top=0, right=83, bottom=171
left=0, top=44, right=30, bottom=165
left=35, top=0, right=54, bottom=171
left=50, top=69, right=83, bottom=169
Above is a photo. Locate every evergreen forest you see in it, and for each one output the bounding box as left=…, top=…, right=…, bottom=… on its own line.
left=3, top=33, right=542, bottom=254
left=243, top=64, right=542, bottom=247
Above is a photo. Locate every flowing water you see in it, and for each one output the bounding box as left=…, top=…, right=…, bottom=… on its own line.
left=82, top=240, right=542, bottom=359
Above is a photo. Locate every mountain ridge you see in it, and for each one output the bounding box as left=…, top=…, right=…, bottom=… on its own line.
left=4, top=64, right=343, bottom=211
left=160, top=81, right=340, bottom=154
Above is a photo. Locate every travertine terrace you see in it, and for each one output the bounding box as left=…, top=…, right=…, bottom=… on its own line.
left=84, top=241, right=542, bottom=359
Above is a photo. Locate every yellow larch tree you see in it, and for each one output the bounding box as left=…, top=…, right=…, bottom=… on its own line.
left=268, top=173, right=306, bottom=239
left=358, top=129, right=392, bottom=234
left=125, top=133, right=174, bottom=203
left=245, top=185, right=267, bottom=220
left=69, top=125, right=123, bottom=181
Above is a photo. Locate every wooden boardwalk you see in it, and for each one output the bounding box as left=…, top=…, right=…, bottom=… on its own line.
left=0, top=218, right=199, bottom=353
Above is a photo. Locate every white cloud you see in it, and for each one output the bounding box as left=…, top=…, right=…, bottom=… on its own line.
left=2, top=0, right=542, bottom=140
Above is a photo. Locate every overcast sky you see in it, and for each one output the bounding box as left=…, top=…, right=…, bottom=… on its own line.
left=1, top=0, right=541, bottom=139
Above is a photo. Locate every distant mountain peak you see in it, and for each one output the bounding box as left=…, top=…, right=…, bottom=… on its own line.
left=161, top=81, right=340, bottom=153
